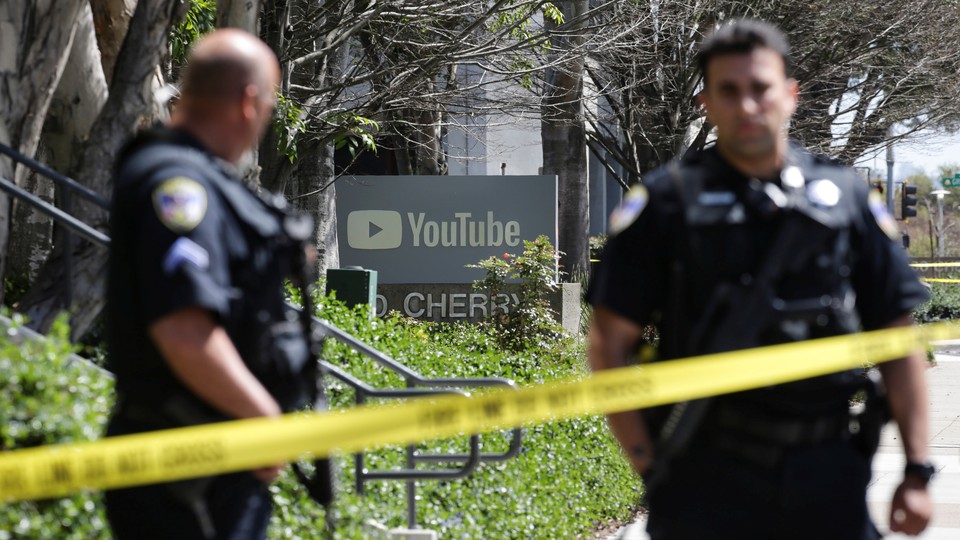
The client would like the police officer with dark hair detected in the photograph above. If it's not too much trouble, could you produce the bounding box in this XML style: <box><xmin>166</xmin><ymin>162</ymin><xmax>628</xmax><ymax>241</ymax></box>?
<box><xmin>104</xmin><ymin>29</ymin><xmax>313</xmax><ymax>540</ymax></box>
<box><xmin>588</xmin><ymin>19</ymin><xmax>933</xmax><ymax>539</ymax></box>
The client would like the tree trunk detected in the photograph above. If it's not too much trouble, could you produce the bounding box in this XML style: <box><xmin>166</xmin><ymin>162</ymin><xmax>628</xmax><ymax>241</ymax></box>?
<box><xmin>90</xmin><ymin>0</ymin><xmax>137</xmax><ymax>84</ymax></box>
<box><xmin>541</xmin><ymin>0</ymin><xmax>589</xmax><ymax>281</ymax></box>
<box><xmin>257</xmin><ymin>0</ymin><xmax>293</xmax><ymax>194</ymax></box>
<box><xmin>272</xmin><ymin>0</ymin><xmax>340</xmax><ymax>275</ymax></box>
<box><xmin>8</xmin><ymin>1</ymin><xmax>110</xmax><ymax>294</ymax></box>
<box><xmin>219</xmin><ymin>0</ymin><xmax>263</xmax><ymax>187</ymax></box>
<box><xmin>18</xmin><ymin>0</ymin><xmax>187</xmax><ymax>338</ymax></box>
<box><xmin>0</xmin><ymin>0</ymin><xmax>86</xmax><ymax>306</ymax></box>
<box><xmin>218</xmin><ymin>0</ymin><xmax>261</xmax><ymax>31</ymax></box>
<box><xmin>43</xmin><ymin>1</ymin><xmax>110</xmax><ymax>174</ymax></box>
<box><xmin>391</xmin><ymin>115</ymin><xmax>414</xmax><ymax>176</ymax></box>
<box><xmin>6</xmin><ymin>164</ymin><xmax>54</xmax><ymax>289</ymax></box>
<box><xmin>292</xmin><ymin>139</ymin><xmax>339</xmax><ymax>277</ymax></box>
<box><xmin>414</xmin><ymin>106</ymin><xmax>442</xmax><ymax>176</ymax></box>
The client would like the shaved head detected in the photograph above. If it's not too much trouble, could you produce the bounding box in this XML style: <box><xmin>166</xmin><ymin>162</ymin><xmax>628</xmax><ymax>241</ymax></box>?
<box><xmin>180</xmin><ymin>28</ymin><xmax>280</xmax><ymax>102</ymax></box>
<box><xmin>172</xmin><ymin>29</ymin><xmax>281</xmax><ymax>163</ymax></box>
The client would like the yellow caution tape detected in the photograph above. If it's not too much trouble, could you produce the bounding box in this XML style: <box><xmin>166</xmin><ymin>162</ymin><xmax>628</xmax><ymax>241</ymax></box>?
<box><xmin>922</xmin><ymin>278</ymin><xmax>960</xmax><ymax>283</ymax></box>
<box><xmin>1</xmin><ymin>322</ymin><xmax>958</xmax><ymax>502</ymax></box>
<box><xmin>911</xmin><ymin>262</ymin><xmax>960</xmax><ymax>268</ymax></box>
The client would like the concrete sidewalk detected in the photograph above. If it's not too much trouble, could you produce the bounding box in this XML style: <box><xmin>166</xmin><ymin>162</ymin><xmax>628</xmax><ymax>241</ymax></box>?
<box><xmin>606</xmin><ymin>353</ymin><xmax>960</xmax><ymax>540</ymax></box>
<box><xmin>868</xmin><ymin>354</ymin><xmax>960</xmax><ymax>539</ymax></box>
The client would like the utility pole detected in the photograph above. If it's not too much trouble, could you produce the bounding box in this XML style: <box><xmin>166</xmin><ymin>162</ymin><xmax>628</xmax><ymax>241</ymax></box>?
<box><xmin>886</xmin><ymin>140</ymin><xmax>895</xmax><ymax>214</ymax></box>
<box><xmin>932</xmin><ymin>189</ymin><xmax>951</xmax><ymax>259</ymax></box>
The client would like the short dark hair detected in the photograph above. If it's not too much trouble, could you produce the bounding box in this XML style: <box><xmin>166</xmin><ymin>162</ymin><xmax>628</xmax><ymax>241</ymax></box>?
<box><xmin>697</xmin><ymin>19</ymin><xmax>792</xmax><ymax>84</ymax></box>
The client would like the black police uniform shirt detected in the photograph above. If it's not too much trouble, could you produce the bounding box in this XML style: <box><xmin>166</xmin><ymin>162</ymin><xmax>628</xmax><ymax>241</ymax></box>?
<box><xmin>587</xmin><ymin>143</ymin><xmax>928</xmax><ymax>418</ymax></box>
<box><xmin>107</xmin><ymin>127</ymin><xmax>308</xmax><ymax>420</ymax></box>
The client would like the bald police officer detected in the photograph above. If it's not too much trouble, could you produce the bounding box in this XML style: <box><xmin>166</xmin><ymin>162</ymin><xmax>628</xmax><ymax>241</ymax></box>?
<box><xmin>105</xmin><ymin>29</ymin><xmax>313</xmax><ymax>539</ymax></box>
<box><xmin>588</xmin><ymin>20</ymin><xmax>933</xmax><ymax>539</ymax></box>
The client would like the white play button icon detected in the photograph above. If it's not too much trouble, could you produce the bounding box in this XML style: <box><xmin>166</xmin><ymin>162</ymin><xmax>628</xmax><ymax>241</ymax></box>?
<box><xmin>347</xmin><ymin>210</ymin><xmax>403</xmax><ymax>249</ymax></box>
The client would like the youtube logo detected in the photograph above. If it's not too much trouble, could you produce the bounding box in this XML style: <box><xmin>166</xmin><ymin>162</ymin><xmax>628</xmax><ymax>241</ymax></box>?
<box><xmin>347</xmin><ymin>210</ymin><xmax>403</xmax><ymax>249</ymax></box>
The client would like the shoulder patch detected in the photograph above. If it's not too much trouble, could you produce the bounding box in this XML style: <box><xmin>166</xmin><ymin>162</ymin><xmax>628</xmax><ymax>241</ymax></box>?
<box><xmin>867</xmin><ymin>189</ymin><xmax>899</xmax><ymax>240</ymax></box>
<box><xmin>609</xmin><ymin>184</ymin><xmax>649</xmax><ymax>235</ymax></box>
<box><xmin>152</xmin><ymin>177</ymin><xmax>208</xmax><ymax>233</ymax></box>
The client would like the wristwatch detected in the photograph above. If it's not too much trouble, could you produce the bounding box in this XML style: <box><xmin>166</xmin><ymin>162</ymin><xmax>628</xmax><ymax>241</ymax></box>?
<box><xmin>904</xmin><ymin>461</ymin><xmax>937</xmax><ymax>485</ymax></box>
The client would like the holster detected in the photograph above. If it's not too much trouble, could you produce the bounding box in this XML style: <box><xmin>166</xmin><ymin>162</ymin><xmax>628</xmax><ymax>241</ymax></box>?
<box><xmin>850</xmin><ymin>370</ymin><xmax>890</xmax><ymax>458</ymax></box>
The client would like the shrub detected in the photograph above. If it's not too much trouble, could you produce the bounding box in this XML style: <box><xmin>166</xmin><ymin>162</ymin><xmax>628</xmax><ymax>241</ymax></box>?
<box><xmin>588</xmin><ymin>234</ymin><xmax>607</xmax><ymax>262</ymax></box>
<box><xmin>0</xmin><ymin>312</ymin><xmax>114</xmax><ymax>539</ymax></box>
<box><xmin>469</xmin><ymin>235</ymin><xmax>565</xmax><ymax>352</ymax></box>
<box><xmin>913</xmin><ymin>282</ymin><xmax>960</xmax><ymax>323</ymax></box>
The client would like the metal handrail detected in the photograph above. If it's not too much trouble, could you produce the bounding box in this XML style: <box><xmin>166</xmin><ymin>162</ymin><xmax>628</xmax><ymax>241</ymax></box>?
<box><xmin>315</xmin><ymin>316</ymin><xmax>522</xmax><ymax>459</ymax></box>
<box><xmin>321</xmin><ymin>362</ymin><xmax>483</xmax><ymax>483</ymax></box>
<box><xmin>0</xmin><ymin>143</ymin><xmax>110</xmax><ymax>209</ymax></box>
<box><xmin>313</xmin><ymin>315</ymin><xmax>523</xmax><ymax>529</ymax></box>
<box><xmin>0</xmin><ymin>142</ymin><xmax>111</xmax><ymax>309</ymax></box>
<box><xmin>0</xmin><ymin>177</ymin><xmax>110</xmax><ymax>246</ymax></box>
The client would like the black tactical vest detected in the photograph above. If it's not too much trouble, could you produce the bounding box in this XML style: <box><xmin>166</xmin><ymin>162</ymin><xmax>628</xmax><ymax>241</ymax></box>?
<box><xmin>656</xmin><ymin>147</ymin><xmax>864</xmax><ymax>417</ymax></box>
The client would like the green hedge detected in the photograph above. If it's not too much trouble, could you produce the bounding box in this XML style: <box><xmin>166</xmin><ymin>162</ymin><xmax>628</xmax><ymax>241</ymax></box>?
<box><xmin>0</xmin><ymin>297</ymin><xmax>640</xmax><ymax>539</ymax></box>
<box><xmin>0</xmin><ymin>313</ymin><xmax>113</xmax><ymax>539</ymax></box>
<box><xmin>914</xmin><ymin>282</ymin><xmax>960</xmax><ymax>323</ymax></box>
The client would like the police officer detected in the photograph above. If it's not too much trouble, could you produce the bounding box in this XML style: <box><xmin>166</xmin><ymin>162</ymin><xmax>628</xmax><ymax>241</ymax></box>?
<box><xmin>587</xmin><ymin>20</ymin><xmax>934</xmax><ymax>539</ymax></box>
<box><xmin>104</xmin><ymin>29</ymin><xmax>313</xmax><ymax>539</ymax></box>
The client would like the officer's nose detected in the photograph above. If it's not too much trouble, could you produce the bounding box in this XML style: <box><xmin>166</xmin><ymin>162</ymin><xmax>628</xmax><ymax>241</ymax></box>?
<box><xmin>738</xmin><ymin>93</ymin><xmax>762</xmax><ymax>116</ymax></box>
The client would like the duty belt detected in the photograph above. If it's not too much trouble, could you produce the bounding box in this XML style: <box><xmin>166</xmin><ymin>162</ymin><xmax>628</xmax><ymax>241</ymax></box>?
<box><xmin>713</xmin><ymin>406</ymin><xmax>852</xmax><ymax>446</ymax></box>
<box><xmin>702</xmin><ymin>406</ymin><xmax>852</xmax><ymax>469</ymax></box>
<box><xmin>114</xmin><ymin>394</ymin><xmax>225</xmax><ymax>429</ymax></box>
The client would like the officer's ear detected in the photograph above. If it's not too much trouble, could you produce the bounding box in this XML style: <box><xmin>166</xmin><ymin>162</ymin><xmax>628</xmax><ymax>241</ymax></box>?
<box><xmin>785</xmin><ymin>77</ymin><xmax>799</xmax><ymax>115</ymax></box>
<box><xmin>239</xmin><ymin>83</ymin><xmax>261</xmax><ymax>122</ymax></box>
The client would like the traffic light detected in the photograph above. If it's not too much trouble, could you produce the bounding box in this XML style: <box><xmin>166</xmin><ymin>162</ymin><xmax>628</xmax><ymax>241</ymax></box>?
<box><xmin>901</xmin><ymin>181</ymin><xmax>917</xmax><ymax>220</ymax></box>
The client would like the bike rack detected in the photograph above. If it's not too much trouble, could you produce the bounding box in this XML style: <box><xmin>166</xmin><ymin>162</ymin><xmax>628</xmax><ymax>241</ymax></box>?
<box><xmin>0</xmin><ymin>142</ymin><xmax>524</xmax><ymax>530</ymax></box>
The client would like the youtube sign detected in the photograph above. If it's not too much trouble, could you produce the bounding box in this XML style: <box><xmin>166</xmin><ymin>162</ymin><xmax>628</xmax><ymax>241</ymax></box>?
<box><xmin>337</xmin><ymin>175</ymin><xmax>557</xmax><ymax>283</ymax></box>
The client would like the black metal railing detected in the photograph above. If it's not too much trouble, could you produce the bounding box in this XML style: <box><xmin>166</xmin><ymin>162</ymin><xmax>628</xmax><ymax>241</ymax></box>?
<box><xmin>0</xmin><ymin>142</ymin><xmax>523</xmax><ymax>530</ymax></box>
<box><xmin>314</xmin><ymin>321</ymin><xmax>522</xmax><ymax>529</ymax></box>
<box><xmin>0</xmin><ymin>143</ymin><xmax>111</xmax><ymax>309</ymax></box>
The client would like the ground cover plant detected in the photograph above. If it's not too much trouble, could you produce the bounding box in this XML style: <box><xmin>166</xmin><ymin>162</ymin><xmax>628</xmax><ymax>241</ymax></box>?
<box><xmin>275</xmin><ymin>267</ymin><xmax>641</xmax><ymax>538</ymax></box>
<box><xmin>9</xmin><ymin>269</ymin><xmax>958</xmax><ymax>537</ymax></box>
<box><xmin>0</xmin><ymin>295</ymin><xmax>640</xmax><ymax>539</ymax></box>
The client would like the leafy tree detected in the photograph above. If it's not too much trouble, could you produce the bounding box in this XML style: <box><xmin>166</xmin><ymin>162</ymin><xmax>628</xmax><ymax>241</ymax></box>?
<box><xmin>7</xmin><ymin>0</ymin><xmax>960</xmax><ymax>338</ymax></box>
<box><xmin>4</xmin><ymin>0</ymin><xmax>568</xmax><ymax>337</ymax></box>
<box><xmin>585</xmin><ymin>0</ymin><xmax>960</xmax><ymax>184</ymax></box>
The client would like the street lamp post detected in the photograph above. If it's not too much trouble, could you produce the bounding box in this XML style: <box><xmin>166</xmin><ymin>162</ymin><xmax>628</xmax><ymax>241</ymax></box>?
<box><xmin>932</xmin><ymin>189</ymin><xmax>951</xmax><ymax>259</ymax></box>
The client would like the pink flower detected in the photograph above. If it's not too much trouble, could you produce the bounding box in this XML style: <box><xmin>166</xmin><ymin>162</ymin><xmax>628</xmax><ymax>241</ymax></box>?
<box><xmin>503</xmin><ymin>253</ymin><xmax>511</xmax><ymax>259</ymax></box>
